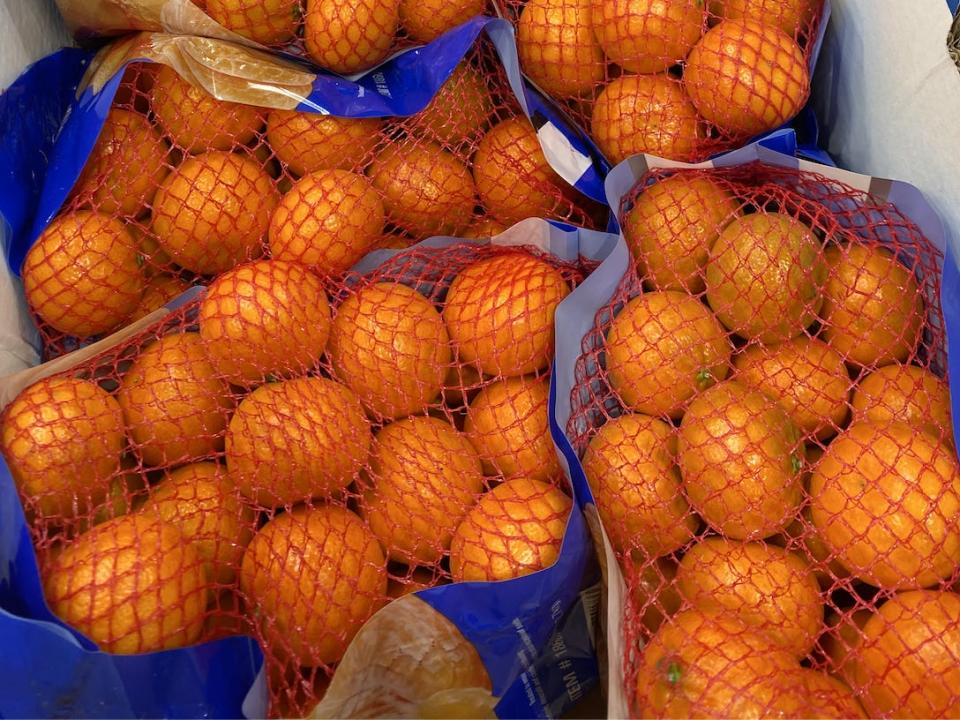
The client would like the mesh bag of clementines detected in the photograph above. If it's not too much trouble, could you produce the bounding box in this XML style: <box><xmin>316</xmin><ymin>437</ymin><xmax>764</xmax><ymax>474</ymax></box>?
<box><xmin>24</xmin><ymin>45</ymin><xmax>600</xmax><ymax>359</ymax></box>
<box><xmin>1</xmin><ymin>238</ymin><xmax>583</xmax><ymax>717</ymax></box>
<box><xmin>564</xmin><ymin>161</ymin><xmax>960</xmax><ymax>718</ymax></box>
<box><xmin>495</xmin><ymin>0</ymin><xmax>823</xmax><ymax>165</ymax></box>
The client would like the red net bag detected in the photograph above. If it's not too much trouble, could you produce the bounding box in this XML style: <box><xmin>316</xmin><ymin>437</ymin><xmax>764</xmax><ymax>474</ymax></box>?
<box><xmin>496</xmin><ymin>0</ymin><xmax>824</xmax><ymax>165</ymax></box>
<box><xmin>23</xmin><ymin>36</ymin><xmax>601</xmax><ymax>362</ymax></box>
<box><xmin>1</xmin><ymin>239</ymin><xmax>584</xmax><ymax>717</ymax></box>
<box><xmin>563</xmin><ymin>161</ymin><xmax>960</xmax><ymax>717</ymax></box>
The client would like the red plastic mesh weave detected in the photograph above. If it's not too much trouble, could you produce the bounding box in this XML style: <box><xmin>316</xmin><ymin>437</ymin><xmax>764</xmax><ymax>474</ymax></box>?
<box><xmin>27</xmin><ymin>48</ymin><xmax>601</xmax><ymax>360</ymax></box>
<box><xmin>496</xmin><ymin>0</ymin><xmax>823</xmax><ymax>166</ymax></box>
<box><xmin>2</xmin><ymin>242</ymin><xmax>582</xmax><ymax>717</ymax></box>
<box><xmin>565</xmin><ymin>162</ymin><xmax>960</xmax><ymax>718</ymax></box>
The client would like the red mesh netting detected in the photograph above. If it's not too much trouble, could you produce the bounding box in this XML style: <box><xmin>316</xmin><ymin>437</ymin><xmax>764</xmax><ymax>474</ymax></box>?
<box><xmin>496</xmin><ymin>0</ymin><xmax>822</xmax><ymax>166</ymax></box>
<box><xmin>2</xmin><ymin>242</ymin><xmax>583</xmax><ymax>717</ymax></box>
<box><xmin>564</xmin><ymin>162</ymin><xmax>960</xmax><ymax>718</ymax></box>
<box><xmin>26</xmin><ymin>51</ymin><xmax>602</xmax><ymax>360</ymax></box>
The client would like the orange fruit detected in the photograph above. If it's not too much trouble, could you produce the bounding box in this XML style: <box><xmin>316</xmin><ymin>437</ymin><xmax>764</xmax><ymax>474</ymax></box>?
<box><xmin>778</xmin><ymin>507</ymin><xmax>849</xmax><ymax>586</ymax></box>
<box><xmin>592</xmin><ymin>0</ymin><xmax>705</xmax><ymax>74</ymax></box>
<box><xmin>605</xmin><ymin>291</ymin><xmax>732</xmax><ymax>418</ymax></box>
<box><xmin>1</xmin><ymin>377</ymin><xmax>124</xmax><ymax>519</ymax></box>
<box><xmin>44</xmin><ymin>515</ymin><xmax>206</xmax><ymax>653</ymax></box>
<box><xmin>127</xmin><ymin>274</ymin><xmax>194</xmax><ymax>322</ymax></box>
<box><xmin>127</xmin><ymin>222</ymin><xmax>175</xmax><ymax>275</ymax></box>
<box><xmin>819</xmin><ymin>607</ymin><xmax>872</xmax><ymax>681</ymax></box>
<box><xmin>473</xmin><ymin>117</ymin><xmax>568</xmax><ymax>225</ymax></box>
<box><xmin>118</xmin><ymin>333</ymin><xmax>233</xmax><ymax>467</ymax></box>
<box><xmin>240</xmin><ymin>505</ymin><xmax>387</xmax><ymax>665</ymax></box>
<box><xmin>821</xmin><ymin>244</ymin><xmax>924</xmax><ymax>367</ymax></box>
<box><xmin>852</xmin><ymin>590</ymin><xmax>960</xmax><ymax>718</ymax></box>
<box><xmin>198</xmin><ymin>260</ymin><xmax>331</xmax><ymax>384</ymax></box>
<box><xmin>269</xmin><ymin>169</ymin><xmax>384</xmax><ymax>274</ymax></box>
<box><xmin>370</xmin><ymin>139</ymin><xmax>476</xmax><ymax>237</ymax></box>
<box><xmin>206</xmin><ymin>0</ymin><xmax>300</xmax><ymax>44</ymax></box>
<box><xmin>676</xmin><ymin>537</ymin><xmax>822</xmax><ymax>658</ymax></box>
<box><xmin>591</xmin><ymin>74</ymin><xmax>702</xmax><ymax>165</ymax></box>
<box><xmin>266</xmin><ymin>110</ymin><xmax>381</xmax><ymax>177</ymax></box>
<box><xmin>409</xmin><ymin>62</ymin><xmax>495</xmax><ymax>146</ymax></box>
<box><xmin>708</xmin><ymin>0</ymin><xmax>820</xmax><ymax>36</ymax></box>
<box><xmin>23</xmin><ymin>211</ymin><xmax>143</xmax><ymax>337</ymax></box>
<box><xmin>450</xmin><ymin>477</ymin><xmax>570</xmax><ymax>582</ymax></box>
<box><xmin>852</xmin><ymin>364</ymin><xmax>952</xmax><ymax>442</ymax></box>
<box><xmin>684</xmin><ymin>20</ymin><xmax>809</xmax><ymax>136</ymax></box>
<box><xmin>443</xmin><ymin>253</ymin><xmax>570</xmax><ymax>376</ymax></box>
<box><xmin>328</xmin><ymin>282</ymin><xmax>451</xmax><ymax>420</ymax></box>
<box><xmin>801</xmin><ymin>669</ymin><xmax>867</xmax><ymax>719</ymax></box>
<box><xmin>733</xmin><ymin>337</ymin><xmax>850</xmax><ymax>440</ymax></box>
<box><xmin>705</xmin><ymin>213</ymin><xmax>826</xmax><ymax>343</ymax></box>
<box><xmin>72</xmin><ymin>108</ymin><xmax>169</xmax><ymax>217</ymax></box>
<box><xmin>461</xmin><ymin>215</ymin><xmax>510</xmax><ymax>239</ymax></box>
<box><xmin>387</xmin><ymin>566</ymin><xmax>445</xmax><ymax>599</ymax></box>
<box><xmin>151</xmin><ymin>66</ymin><xmax>264</xmax><ymax>153</ymax></box>
<box><xmin>635</xmin><ymin>608</ymin><xmax>804</xmax><ymax>718</ymax></box>
<box><xmin>581</xmin><ymin>413</ymin><xmax>696</xmax><ymax>556</ymax></box>
<box><xmin>226</xmin><ymin>377</ymin><xmax>372</xmax><ymax>506</ymax></box>
<box><xmin>362</xmin><ymin>415</ymin><xmax>483</xmax><ymax>564</ymax></box>
<box><xmin>516</xmin><ymin>0</ymin><xmax>605</xmax><ymax>98</ymax></box>
<box><xmin>141</xmin><ymin>462</ymin><xmax>255</xmax><ymax>584</ymax></box>
<box><xmin>679</xmin><ymin>381</ymin><xmax>804</xmax><ymax>540</ymax></box>
<box><xmin>464</xmin><ymin>376</ymin><xmax>562</xmax><ymax>481</ymax></box>
<box><xmin>151</xmin><ymin>151</ymin><xmax>278</xmax><ymax>275</ymax></box>
<box><xmin>303</xmin><ymin>0</ymin><xmax>400</xmax><ymax>75</ymax></box>
<box><xmin>628</xmin><ymin>557</ymin><xmax>683</xmax><ymax>637</ymax></box>
<box><xmin>622</xmin><ymin>173</ymin><xmax>740</xmax><ymax>293</ymax></box>
<box><xmin>75</xmin><ymin>457</ymin><xmax>149</xmax><ymax>534</ymax></box>
<box><xmin>400</xmin><ymin>0</ymin><xmax>485</xmax><ymax>42</ymax></box>
<box><xmin>809</xmin><ymin>421</ymin><xmax>960</xmax><ymax>589</ymax></box>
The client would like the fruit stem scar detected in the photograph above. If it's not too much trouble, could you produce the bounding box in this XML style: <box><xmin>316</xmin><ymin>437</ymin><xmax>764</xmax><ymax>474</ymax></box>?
<box><xmin>791</xmin><ymin>454</ymin><xmax>803</xmax><ymax>473</ymax></box>
<box><xmin>667</xmin><ymin>661</ymin><xmax>682</xmax><ymax>685</ymax></box>
<box><xmin>696</xmin><ymin>369</ymin><xmax>714</xmax><ymax>385</ymax></box>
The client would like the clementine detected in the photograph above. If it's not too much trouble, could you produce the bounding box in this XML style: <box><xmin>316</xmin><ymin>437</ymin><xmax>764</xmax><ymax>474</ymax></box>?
<box><xmin>266</xmin><ymin>109</ymin><xmax>381</xmax><ymax>177</ymax></box>
<box><xmin>591</xmin><ymin>0</ymin><xmax>705</xmax><ymax>74</ymax></box>
<box><xmin>304</xmin><ymin>0</ymin><xmax>400</xmax><ymax>75</ymax></box>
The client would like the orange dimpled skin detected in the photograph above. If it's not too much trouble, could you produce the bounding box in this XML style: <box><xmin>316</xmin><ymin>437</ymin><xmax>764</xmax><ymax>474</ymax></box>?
<box><xmin>801</xmin><ymin>670</ymin><xmax>866</xmax><ymax>719</ymax></box>
<box><xmin>628</xmin><ymin>557</ymin><xmax>683</xmax><ymax>637</ymax></box>
<box><xmin>464</xmin><ymin>376</ymin><xmax>562</xmax><ymax>482</ymax></box>
<box><xmin>362</xmin><ymin>416</ymin><xmax>483</xmax><ymax>564</ymax></box>
<box><xmin>517</xmin><ymin>0</ymin><xmax>605</xmax><ymax>98</ymax></box>
<box><xmin>127</xmin><ymin>274</ymin><xmax>194</xmax><ymax>322</ymax></box>
<box><xmin>462</xmin><ymin>215</ymin><xmax>510</xmax><ymax>239</ymax></box>
<box><xmin>581</xmin><ymin>413</ymin><xmax>695</xmax><ymax>557</ymax></box>
<box><xmin>622</xmin><ymin>174</ymin><xmax>740</xmax><ymax>293</ymax></box>
<box><xmin>72</xmin><ymin>108</ymin><xmax>169</xmax><ymax>217</ymax></box>
<box><xmin>473</xmin><ymin>117</ymin><xmax>567</xmax><ymax>225</ymax></box>
<box><xmin>1</xmin><ymin>377</ymin><xmax>124</xmax><ymax>520</ymax></box>
<box><xmin>709</xmin><ymin>0</ymin><xmax>820</xmax><ymax>36</ymax></box>
<box><xmin>304</xmin><ymin>0</ymin><xmax>400</xmax><ymax>75</ymax></box>
<box><xmin>591</xmin><ymin>74</ymin><xmax>702</xmax><ymax>165</ymax></box>
<box><xmin>240</xmin><ymin>505</ymin><xmax>387</xmax><ymax>666</ymax></box>
<box><xmin>679</xmin><ymin>381</ymin><xmax>803</xmax><ymax>540</ymax></box>
<box><xmin>151</xmin><ymin>151</ymin><xmax>278</xmax><ymax>275</ymax></box>
<box><xmin>450</xmin><ymin>478</ymin><xmax>570</xmax><ymax>582</ymax></box>
<box><xmin>705</xmin><ymin>213</ymin><xmax>826</xmax><ymax>343</ymax></box>
<box><xmin>206</xmin><ymin>0</ymin><xmax>300</xmax><ymax>45</ymax></box>
<box><xmin>151</xmin><ymin>66</ymin><xmax>264</xmax><ymax>153</ymax></box>
<box><xmin>852</xmin><ymin>364</ymin><xmax>952</xmax><ymax>441</ymax></box>
<box><xmin>266</xmin><ymin>110</ymin><xmax>381</xmax><ymax>177</ymax></box>
<box><xmin>733</xmin><ymin>337</ymin><xmax>850</xmax><ymax>440</ymax></box>
<box><xmin>809</xmin><ymin>421</ymin><xmax>960</xmax><ymax>589</ymax></box>
<box><xmin>821</xmin><ymin>244</ymin><xmax>924</xmax><ymax>367</ymax></box>
<box><xmin>592</xmin><ymin>0</ymin><xmax>705</xmax><ymax>74</ymax></box>
<box><xmin>118</xmin><ymin>333</ymin><xmax>233</xmax><ymax>467</ymax></box>
<box><xmin>684</xmin><ymin>20</ymin><xmax>809</xmax><ymax>137</ymax></box>
<box><xmin>676</xmin><ymin>538</ymin><xmax>822</xmax><ymax>658</ymax></box>
<box><xmin>328</xmin><ymin>282</ymin><xmax>451</xmax><ymax>420</ymax></box>
<box><xmin>401</xmin><ymin>0</ymin><xmax>486</xmax><ymax>42</ymax></box>
<box><xmin>853</xmin><ymin>590</ymin><xmax>960</xmax><ymax>718</ymax></box>
<box><xmin>605</xmin><ymin>291</ymin><xmax>731</xmax><ymax>418</ymax></box>
<box><xmin>23</xmin><ymin>211</ymin><xmax>143</xmax><ymax>337</ymax></box>
<box><xmin>44</xmin><ymin>515</ymin><xmax>206</xmax><ymax>654</ymax></box>
<box><xmin>141</xmin><ymin>462</ymin><xmax>255</xmax><ymax>584</ymax></box>
<box><xmin>198</xmin><ymin>260</ymin><xmax>331</xmax><ymax>385</ymax></box>
<box><xmin>269</xmin><ymin>169</ymin><xmax>384</xmax><ymax>275</ymax></box>
<box><xmin>443</xmin><ymin>253</ymin><xmax>570</xmax><ymax>377</ymax></box>
<box><xmin>370</xmin><ymin>139</ymin><xmax>476</xmax><ymax>238</ymax></box>
<box><xmin>226</xmin><ymin>377</ymin><xmax>372</xmax><ymax>507</ymax></box>
<box><xmin>409</xmin><ymin>62</ymin><xmax>495</xmax><ymax>146</ymax></box>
